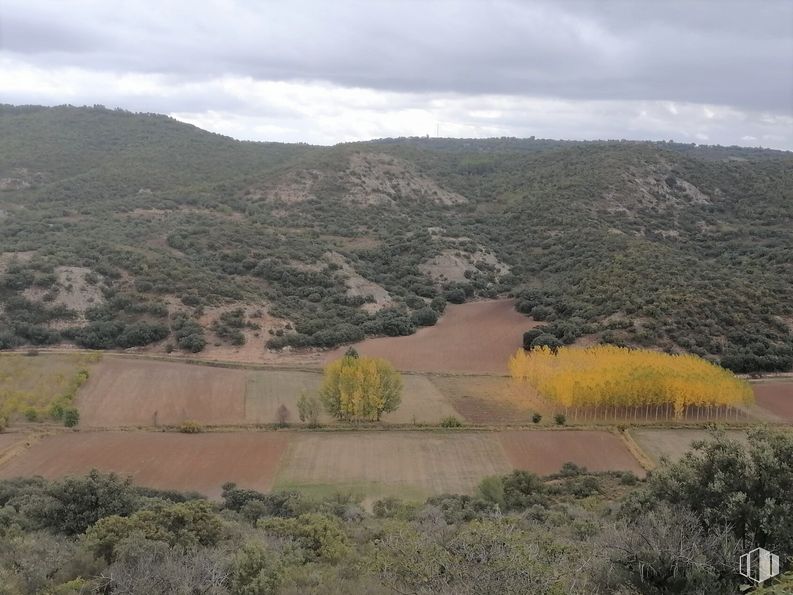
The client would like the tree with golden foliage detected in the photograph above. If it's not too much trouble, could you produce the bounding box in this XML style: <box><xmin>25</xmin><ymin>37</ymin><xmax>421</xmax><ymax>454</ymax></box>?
<box><xmin>509</xmin><ymin>345</ymin><xmax>753</xmax><ymax>420</ymax></box>
<box><xmin>320</xmin><ymin>353</ymin><xmax>402</xmax><ymax>421</ymax></box>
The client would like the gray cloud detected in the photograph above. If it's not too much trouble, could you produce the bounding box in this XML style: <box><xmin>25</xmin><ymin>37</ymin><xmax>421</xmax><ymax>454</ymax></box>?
<box><xmin>1</xmin><ymin>0</ymin><xmax>791</xmax><ymax>147</ymax></box>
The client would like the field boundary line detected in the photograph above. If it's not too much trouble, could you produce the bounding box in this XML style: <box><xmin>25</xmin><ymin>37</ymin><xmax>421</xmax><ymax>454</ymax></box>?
<box><xmin>618</xmin><ymin>429</ymin><xmax>656</xmax><ymax>472</ymax></box>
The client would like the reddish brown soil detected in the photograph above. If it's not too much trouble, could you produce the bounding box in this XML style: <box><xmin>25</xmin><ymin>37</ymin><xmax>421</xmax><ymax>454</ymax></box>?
<box><xmin>0</xmin><ymin>431</ymin><xmax>290</xmax><ymax>498</ymax></box>
<box><xmin>325</xmin><ymin>299</ymin><xmax>536</xmax><ymax>374</ymax></box>
<box><xmin>77</xmin><ymin>357</ymin><xmax>246</xmax><ymax>427</ymax></box>
<box><xmin>499</xmin><ymin>430</ymin><xmax>645</xmax><ymax>476</ymax></box>
<box><xmin>753</xmin><ymin>380</ymin><xmax>793</xmax><ymax>421</ymax></box>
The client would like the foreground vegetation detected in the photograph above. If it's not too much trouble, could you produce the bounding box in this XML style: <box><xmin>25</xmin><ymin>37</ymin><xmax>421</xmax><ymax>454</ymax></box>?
<box><xmin>1</xmin><ymin>106</ymin><xmax>792</xmax><ymax>372</ymax></box>
<box><xmin>1</xmin><ymin>428</ymin><xmax>792</xmax><ymax>593</ymax></box>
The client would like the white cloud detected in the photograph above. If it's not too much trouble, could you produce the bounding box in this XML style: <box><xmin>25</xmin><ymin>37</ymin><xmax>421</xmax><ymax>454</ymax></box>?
<box><xmin>1</xmin><ymin>0</ymin><xmax>791</xmax><ymax>149</ymax></box>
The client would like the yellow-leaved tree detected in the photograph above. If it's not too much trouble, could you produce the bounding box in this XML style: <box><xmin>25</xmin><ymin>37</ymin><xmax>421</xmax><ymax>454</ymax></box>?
<box><xmin>320</xmin><ymin>352</ymin><xmax>402</xmax><ymax>421</ymax></box>
<box><xmin>509</xmin><ymin>345</ymin><xmax>753</xmax><ymax>420</ymax></box>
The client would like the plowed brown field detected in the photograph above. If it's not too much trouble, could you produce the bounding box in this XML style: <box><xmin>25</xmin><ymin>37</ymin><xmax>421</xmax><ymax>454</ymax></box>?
<box><xmin>753</xmin><ymin>380</ymin><xmax>793</xmax><ymax>421</ymax></box>
<box><xmin>499</xmin><ymin>430</ymin><xmax>645</xmax><ymax>476</ymax></box>
<box><xmin>77</xmin><ymin>357</ymin><xmax>247</xmax><ymax>427</ymax></box>
<box><xmin>0</xmin><ymin>431</ymin><xmax>289</xmax><ymax>498</ymax></box>
<box><xmin>324</xmin><ymin>299</ymin><xmax>535</xmax><ymax>374</ymax></box>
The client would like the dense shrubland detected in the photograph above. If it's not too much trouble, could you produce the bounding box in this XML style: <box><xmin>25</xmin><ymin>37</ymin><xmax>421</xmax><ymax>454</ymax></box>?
<box><xmin>2</xmin><ymin>429</ymin><xmax>793</xmax><ymax>593</ymax></box>
<box><xmin>1</xmin><ymin>106</ymin><xmax>792</xmax><ymax>372</ymax></box>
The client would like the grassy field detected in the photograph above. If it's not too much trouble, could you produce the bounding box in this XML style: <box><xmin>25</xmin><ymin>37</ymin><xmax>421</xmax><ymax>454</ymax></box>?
<box><xmin>0</xmin><ymin>352</ymin><xmax>100</xmax><ymax>422</ymax></box>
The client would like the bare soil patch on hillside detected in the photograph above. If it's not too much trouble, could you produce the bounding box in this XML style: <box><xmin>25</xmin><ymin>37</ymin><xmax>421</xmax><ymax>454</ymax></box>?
<box><xmin>499</xmin><ymin>430</ymin><xmax>645</xmax><ymax>476</ymax></box>
<box><xmin>275</xmin><ymin>432</ymin><xmax>511</xmax><ymax>496</ymax></box>
<box><xmin>77</xmin><ymin>357</ymin><xmax>246</xmax><ymax>427</ymax></box>
<box><xmin>753</xmin><ymin>379</ymin><xmax>793</xmax><ymax>421</ymax></box>
<box><xmin>0</xmin><ymin>431</ymin><xmax>290</xmax><ymax>499</ymax></box>
<box><xmin>325</xmin><ymin>300</ymin><xmax>535</xmax><ymax>374</ymax></box>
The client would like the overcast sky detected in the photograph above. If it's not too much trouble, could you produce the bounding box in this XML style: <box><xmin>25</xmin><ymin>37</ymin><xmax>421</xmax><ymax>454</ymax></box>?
<box><xmin>1</xmin><ymin>0</ymin><xmax>791</xmax><ymax>148</ymax></box>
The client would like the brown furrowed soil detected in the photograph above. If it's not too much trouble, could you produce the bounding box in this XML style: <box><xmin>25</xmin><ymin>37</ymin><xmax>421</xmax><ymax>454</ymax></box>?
<box><xmin>324</xmin><ymin>299</ymin><xmax>536</xmax><ymax>374</ymax></box>
<box><xmin>753</xmin><ymin>379</ymin><xmax>793</xmax><ymax>421</ymax></box>
<box><xmin>430</xmin><ymin>375</ymin><xmax>551</xmax><ymax>423</ymax></box>
<box><xmin>630</xmin><ymin>429</ymin><xmax>747</xmax><ymax>464</ymax></box>
<box><xmin>77</xmin><ymin>357</ymin><xmax>247</xmax><ymax>427</ymax></box>
<box><xmin>499</xmin><ymin>430</ymin><xmax>645</xmax><ymax>476</ymax></box>
<box><xmin>274</xmin><ymin>432</ymin><xmax>512</xmax><ymax>496</ymax></box>
<box><xmin>0</xmin><ymin>431</ymin><xmax>290</xmax><ymax>498</ymax></box>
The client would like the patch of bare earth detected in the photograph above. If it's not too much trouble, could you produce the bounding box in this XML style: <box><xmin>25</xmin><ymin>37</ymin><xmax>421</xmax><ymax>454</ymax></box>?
<box><xmin>77</xmin><ymin>357</ymin><xmax>247</xmax><ymax>427</ymax></box>
<box><xmin>345</xmin><ymin>153</ymin><xmax>467</xmax><ymax>206</ymax></box>
<box><xmin>419</xmin><ymin>249</ymin><xmax>509</xmax><ymax>284</ymax></box>
<box><xmin>324</xmin><ymin>299</ymin><xmax>537</xmax><ymax>374</ymax></box>
<box><xmin>23</xmin><ymin>266</ymin><xmax>104</xmax><ymax>315</ymax></box>
<box><xmin>0</xmin><ymin>432</ymin><xmax>290</xmax><ymax>499</ymax></box>
<box><xmin>324</xmin><ymin>251</ymin><xmax>392</xmax><ymax>313</ymax></box>
<box><xmin>752</xmin><ymin>379</ymin><xmax>793</xmax><ymax>421</ymax></box>
<box><xmin>500</xmin><ymin>430</ymin><xmax>645</xmax><ymax>476</ymax></box>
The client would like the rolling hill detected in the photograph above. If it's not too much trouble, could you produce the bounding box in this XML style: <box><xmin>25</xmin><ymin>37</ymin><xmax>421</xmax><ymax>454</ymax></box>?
<box><xmin>1</xmin><ymin>104</ymin><xmax>792</xmax><ymax>372</ymax></box>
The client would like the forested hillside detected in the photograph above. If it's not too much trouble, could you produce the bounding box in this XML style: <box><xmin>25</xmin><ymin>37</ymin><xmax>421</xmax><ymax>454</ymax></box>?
<box><xmin>1</xmin><ymin>105</ymin><xmax>792</xmax><ymax>372</ymax></box>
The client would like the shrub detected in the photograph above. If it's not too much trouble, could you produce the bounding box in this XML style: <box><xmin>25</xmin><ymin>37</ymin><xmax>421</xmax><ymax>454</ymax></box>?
<box><xmin>445</xmin><ymin>288</ymin><xmax>466</xmax><ymax>304</ymax></box>
<box><xmin>24</xmin><ymin>408</ymin><xmax>39</xmax><ymax>422</ymax></box>
<box><xmin>411</xmin><ymin>307</ymin><xmax>438</xmax><ymax>327</ymax></box>
<box><xmin>297</xmin><ymin>392</ymin><xmax>322</xmax><ymax>427</ymax></box>
<box><xmin>62</xmin><ymin>406</ymin><xmax>80</xmax><ymax>427</ymax></box>
<box><xmin>477</xmin><ymin>476</ymin><xmax>505</xmax><ymax>509</ymax></box>
<box><xmin>440</xmin><ymin>416</ymin><xmax>463</xmax><ymax>428</ymax></box>
<box><xmin>532</xmin><ymin>412</ymin><xmax>542</xmax><ymax>424</ymax></box>
<box><xmin>554</xmin><ymin>413</ymin><xmax>566</xmax><ymax>426</ymax></box>
<box><xmin>179</xmin><ymin>420</ymin><xmax>203</xmax><ymax>433</ymax></box>
<box><xmin>276</xmin><ymin>404</ymin><xmax>290</xmax><ymax>427</ymax></box>
<box><xmin>530</xmin><ymin>333</ymin><xmax>563</xmax><ymax>353</ymax></box>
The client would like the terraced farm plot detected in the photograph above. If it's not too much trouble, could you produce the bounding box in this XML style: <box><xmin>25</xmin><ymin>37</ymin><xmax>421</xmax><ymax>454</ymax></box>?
<box><xmin>324</xmin><ymin>299</ymin><xmax>536</xmax><ymax>374</ymax></box>
<box><xmin>499</xmin><ymin>430</ymin><xmax>645</xmax><ymax>476</ymax></box>
<box><xmin>245</xmin><ymin>370</ymin><xmax>457</xmax><ymax>425</ymax></box>
<box><xmin>0</xmin><ymin>352</ymin><xmax>100</xmax><ymax>421</ymax></box>
<box><xmin>274</xmin><ymin>432</ymin><xmax>512</xmax><ymax>498</ymax></box>
<box><xmin>753</xmin><ymin>379</ymin><xmax>793</xmax><ymax>421</ymax></box>
<box><xmin>77</xmin><ymin>357</ymin><xmax>246</xmax><ymax>427</ymax></box>
<box><xmin>631</xmin><ymin>429</ymin><xmax>748</xmax><ymax>464</ymax></box>
<box><xmin>0</xmin><ymin>431</ymin><xmax>290</xmax><ymax>499</ymax></box>
<box><xmin>430</xmin><ymin>375</ymin><xmax>550</xmax><ymax>423</ymax></box>
<box><xmin>245</xmin><ymin>369</ymin><xmax>328</xmax><ymax>424</ymax></box>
